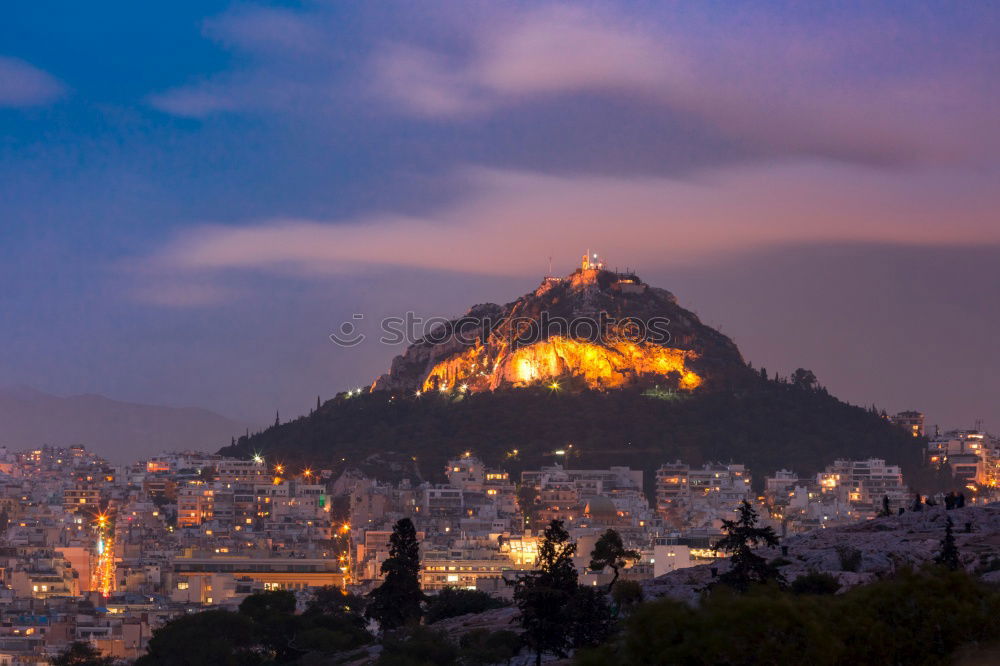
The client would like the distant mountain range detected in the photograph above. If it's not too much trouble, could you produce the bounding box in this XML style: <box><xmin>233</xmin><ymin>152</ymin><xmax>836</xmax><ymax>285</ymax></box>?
<box><xmin>0</xmin><ymin>386</ymin><xmax>250</xmax><ymax>463</ymax></box>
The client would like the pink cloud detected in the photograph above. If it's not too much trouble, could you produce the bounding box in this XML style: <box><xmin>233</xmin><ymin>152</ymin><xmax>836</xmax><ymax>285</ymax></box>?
<box><xmin>202</xmin><ymin>7</ymin><xmax>328</xmax><ymax>57</ymax></box>
<box><xmin>148</xmin><ymin>83</ymin><xmax>242</xmax><ymax>118</ymax></box>
<box><xmin>0</xmin><ymin>56</ymin><xmax>66</xmax><ymax>107</ymax></box>
<box><xmin>146</xmin><ymin>3</ymin><xmax>998</xmax><ymax>165</ymax></box>
<box><xmin>373</xmin><ymin>5</ymin><xmax>686</xmax><ymax>116</ymax></box>
<box><xmin>128</xmin><ymin>280</ymin><xmax>238</xmax><ymax>308</ymax></box>
<box><xmin>372</xmin><ymin>5</ymin><xmax>998</xmax><ymax>165</ymax></box>
<box><xmin>146</xmin><ymin>161</ymin><xmax>1000</xmax><ymax>286</ymax></box>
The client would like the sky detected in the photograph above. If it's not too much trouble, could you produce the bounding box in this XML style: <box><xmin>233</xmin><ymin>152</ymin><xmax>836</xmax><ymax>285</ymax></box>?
<box><xmin>1</xmin><ymin>1</ymin><xmax>998</xmax><ymax>436</ymax></box>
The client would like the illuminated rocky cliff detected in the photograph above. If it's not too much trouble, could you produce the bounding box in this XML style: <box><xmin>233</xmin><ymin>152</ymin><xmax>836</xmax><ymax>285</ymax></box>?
<box><xmin>371</xmin><ymin>263</ymin><xmax>746</xmax><ymax>394</ymax></box>
<box><xmin>226</xmin><ymin>261</ymin><xmax>918</xmax><ymax>484</ymax></box>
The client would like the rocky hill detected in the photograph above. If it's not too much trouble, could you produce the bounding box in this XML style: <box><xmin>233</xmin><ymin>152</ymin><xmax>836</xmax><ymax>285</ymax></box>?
<box><xmin>221</xmin><ymin>265</ymin><xmax>923</xmax><ymax>485</ymax></box>
<box><xmin>372</xmin><ymin>264</ymin><xmax>748</xmax><ymax>394</ymax></box>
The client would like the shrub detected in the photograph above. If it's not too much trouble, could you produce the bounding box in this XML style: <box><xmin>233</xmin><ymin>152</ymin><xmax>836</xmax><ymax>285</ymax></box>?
<box><xmin>424</xmin><ymin>587</ymin><xmax>507</xmax><ymax>624</ymax></box>
<box><xmin>791</xmin><ymin>572</ymin><xmax>841</xmax><ymax>595</ymax></box>
<box><xmin>586</xmin><ymin>589</ymin><xmax>839</xmax><ymax>666</ymax></box>
<box><xmin>577</xmin><ymin>569</ymin><xmax>1000</xmax><ymax>666</ymax></box>
<box><xmin>458</xmin><ymin>629</ymin><xmax>522</xmax><ymax>665</ymax></box>
<box><xmin>377</xmin><ymin>626</ymin><xmax>459</xmax><ymax>666</ymax></box>
<box><xmin>611</xmin><ymin>579</ymin><xmax>644</xmax><ymax>610</ymax></box>
<box><xmin>835</xmin><ymin>545</ymin><xmax>862</xmax><ymax>572</ymax></box>
<box><xmin>836</xmin><ymin>568</ymin><xmax>1000</xmax><ymax>665</ymax></box>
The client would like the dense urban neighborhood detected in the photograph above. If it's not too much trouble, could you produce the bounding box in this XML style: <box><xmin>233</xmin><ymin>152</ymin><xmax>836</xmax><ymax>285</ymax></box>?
<box><xmin>0</xmin><ymin>410</ymin><xmax>997</xmax><ymax>663</ymax></box>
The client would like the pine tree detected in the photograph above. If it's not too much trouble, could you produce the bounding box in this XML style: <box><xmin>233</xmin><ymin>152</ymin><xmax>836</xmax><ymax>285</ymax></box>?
<box><xmin>316</xmin><ymin>395</ymin><xmax>321</xmax><ymax>412</ymax></box>
<box><xmin>714</xmin><ymin>500</ymin><xmax>783</xmax><ymax>592</ymax></box>
<box><xmin>935</xmin><ymin>517</ymin><xmax>960</xmax><ymax>571</ymax></box>
<box><xmin>514</xmin><ymin>519</ymin><xmax>579</xmax><ymax>665</ymax></box>
<box><xmin>589</xmin><ymin>528</ymin><xmax>640</xmax><ymax>593</ymax></box>
<box><xmin>366</xmin><ymin>518</ymin><xmax>425</xmax><ymax>631</ymax></box>
<box><xmin>274</xmin><ymin>410</ymin><xmax>280</xmax><ymax>427</ymax></box>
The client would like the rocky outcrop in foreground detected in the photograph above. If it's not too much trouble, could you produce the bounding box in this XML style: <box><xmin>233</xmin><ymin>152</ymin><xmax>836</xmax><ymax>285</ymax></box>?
<box><xmin>645</xmin><ymin>503</ymin><xmax>1000</xmax><ymax>604</ymax></box>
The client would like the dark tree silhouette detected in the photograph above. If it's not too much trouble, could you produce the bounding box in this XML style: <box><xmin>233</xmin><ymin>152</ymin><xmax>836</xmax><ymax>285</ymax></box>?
<box><xmin>367</xmin><ymin>518</ymin><xmax>425</xmax><ymax>631</ymax></box>
<box><xmin>134</xmin><ymin>610</ymin><xmax>261</xmax><ymax>666</ymax></box>
<box><xmin>52</xmin><ymin>642</ymin><xmax>115</xmax><ymax>666</ymax></box>
<box><xmin>589</xmin><ymin>529</ymin><xmax>640</xmax><ymax>593</ymax></box>
<box><xmin>565</xmin><ymin>585</ymin><xmax>613</xmax><ymax>650</ymax></box>
<box><xmin>306</xmin><ymin>585</ymin><xmax>367</xmax><ymax>619</ymax></box>
<box><xmin>238</xmin><ymin>590</ymin><xmax>301</xmax><ymax>662</ymax></box>
<box><xmin>459</xmin><ymin>629</ymin><xmax>522</xmax><ymax>666</ymax></box>
<box><xmin>791</xmin><ymin>368</ymin><xmax>818</xmax><ymax>390</ymax></box>
<box><xmin>935</xmin><ymin>517</ymin><xmax>960</xmax><ymax>571</ymax></box>
<box><xmin>714</xmin><ymin>500</ymin><xmax>783</xmax><ymax>591</ymax></box>
<box><xmin>516</xmin><ymin>483</ymin><xmax>538</xmax><ymax>529</ymax></box>
<box><xmin>514</xmin><ymin>519</ymin><xmax>579</xmax><ymax>666</ymax></box>
<box><xmin>424</xmin><ymin>587</ymin><xmax>506</xmax><ymax>624</ymax></box>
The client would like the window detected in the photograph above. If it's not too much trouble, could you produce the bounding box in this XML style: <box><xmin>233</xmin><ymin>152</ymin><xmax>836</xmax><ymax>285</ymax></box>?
<box><xmin>177</xmin><ymin>581</ymin><xmax>189</xmax><ymax>590</ymax></box>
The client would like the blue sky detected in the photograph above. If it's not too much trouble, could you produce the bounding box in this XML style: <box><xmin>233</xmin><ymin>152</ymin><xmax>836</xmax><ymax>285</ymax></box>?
<box><xmin>1</xmin><ymin>1</ymin><xmax>997</xmax><ymax>434</ymax></box>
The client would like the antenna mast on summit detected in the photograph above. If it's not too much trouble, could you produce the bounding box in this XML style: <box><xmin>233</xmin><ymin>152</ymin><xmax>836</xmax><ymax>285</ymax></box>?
<box><xmin>548</xmin><ymin>255</ymin><xmax>553</xmax><ymax>277</ymax></box>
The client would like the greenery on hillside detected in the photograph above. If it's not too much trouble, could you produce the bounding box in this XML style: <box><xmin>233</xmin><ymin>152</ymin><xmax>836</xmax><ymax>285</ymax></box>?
<box><xmin>221</xmin><ymin>375</ymin><xmax>924</xmax><ymax>492</ymax></box>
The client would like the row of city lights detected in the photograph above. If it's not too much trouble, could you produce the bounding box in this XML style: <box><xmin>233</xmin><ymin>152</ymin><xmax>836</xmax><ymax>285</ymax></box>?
<box><xmin>337</xmin><ymin>378</ymin><xmax>567</xmax><ymax>402</ymax></box>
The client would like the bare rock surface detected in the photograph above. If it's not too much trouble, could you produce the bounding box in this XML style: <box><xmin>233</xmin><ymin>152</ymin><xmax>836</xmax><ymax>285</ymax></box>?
<box><xmin>432</xmin><ymin>605</ymin><xmax>520</xmax><ymax>637</ymax></box>
<box><xmin>644</xmin><ymin>504</ymin><xmax>1000</xmax><ymax>604</ymax></box>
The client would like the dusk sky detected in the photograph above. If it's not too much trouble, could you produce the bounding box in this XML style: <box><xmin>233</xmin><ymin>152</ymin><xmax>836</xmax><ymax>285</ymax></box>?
<box><xmin>2</xmin><ymin>1</ymin><xmax>997</xmax><ymax>436</ymax></box>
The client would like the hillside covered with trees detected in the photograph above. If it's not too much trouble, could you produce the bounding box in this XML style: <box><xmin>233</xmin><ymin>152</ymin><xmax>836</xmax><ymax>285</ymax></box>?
<box><xmin>220</xmin><ymin>373</ymin><xmax>922</xmax><ymax>492</ymax></box>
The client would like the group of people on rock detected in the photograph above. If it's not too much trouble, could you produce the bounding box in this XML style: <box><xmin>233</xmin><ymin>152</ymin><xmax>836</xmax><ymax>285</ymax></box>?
<box><xmin>885</xmin><ymin>490</ymin><xmax>967</xmax><ymax>516</ymax></box>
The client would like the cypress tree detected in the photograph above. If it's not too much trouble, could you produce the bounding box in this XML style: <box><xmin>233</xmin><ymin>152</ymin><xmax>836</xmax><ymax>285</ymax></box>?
<box><xmin>367</xmin><ymin>518</ymin><xmax>425</xmax><ymax>631</ymax></box>
<box><xmin>935</xmin><ymin>517</ymin><xmax>960</xmax><ymax>571</ymax></box>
